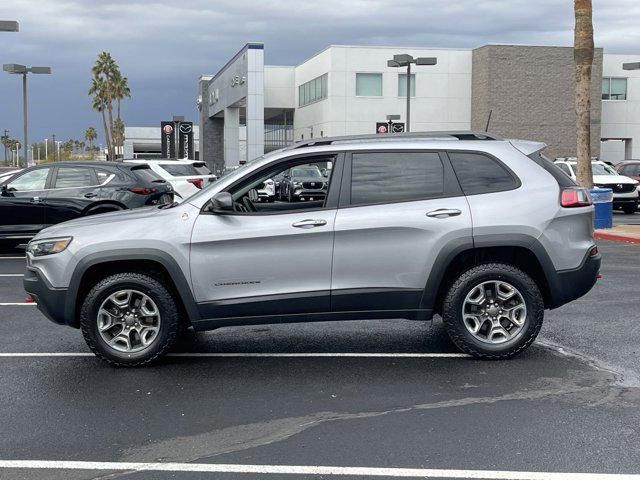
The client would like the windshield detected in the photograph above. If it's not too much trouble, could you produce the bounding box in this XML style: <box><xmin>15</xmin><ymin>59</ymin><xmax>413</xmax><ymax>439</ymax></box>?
<box><xmin>571</xmin><ymin>163</ymin><xmax>617</xmax><ymax>176</ymax></box>
<box><xmin>291</xmin><ymin>166</ymin><xmax>321</xmax><ymax>178</ymax></box>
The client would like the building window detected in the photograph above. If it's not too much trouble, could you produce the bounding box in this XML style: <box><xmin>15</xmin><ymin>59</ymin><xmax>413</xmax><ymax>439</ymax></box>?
<box><xmin>602</xmin><ymin>77</ymin><xmax>627</xmax><ymax>100</ymax></box>
<box><xmin>398</xmin><ymin>74</ymin><xmax>415</xmax><ymax>97</ymax></box>
<box><xmin>298</xmin><ymin>73</ymin><xmax>328</xmax><ymax>107</ymax></box>
<box><xmin>356</xmin><ymin>73</ymin><xmax>382</xmax><ymax>97</ymax></box>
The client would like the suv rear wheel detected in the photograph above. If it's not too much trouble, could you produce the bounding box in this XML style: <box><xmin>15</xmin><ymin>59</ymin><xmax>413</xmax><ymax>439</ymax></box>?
<box><xmin>442</xmin><ymin>263</ymin><xmax>544</xmax><ymax>359</ymax></box>
<box><xmin>80</xmin><ymin>273</ymin><xmax>180</xmax><ymax>367</ymax></box>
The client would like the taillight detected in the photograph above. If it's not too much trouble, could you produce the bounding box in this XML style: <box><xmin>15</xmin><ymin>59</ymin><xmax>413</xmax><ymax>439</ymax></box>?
<box><xmin>129</xmin><ymin>186</ymin><xmax>157</xmax><ymax>195</ymax></box>
<box><xmin>589</xmin><ymin>246</ymin><xmax>599</xmax><ymax>257</ymax></box>
<box><xmin>561</xmin><ymin>188</ymin><xmax>592</xmax><ymax>208</ymax></box>
<box><xmin>187</xmin><ymin>178</ymin><xmax>203</xmax><ymax>189</ymax></box>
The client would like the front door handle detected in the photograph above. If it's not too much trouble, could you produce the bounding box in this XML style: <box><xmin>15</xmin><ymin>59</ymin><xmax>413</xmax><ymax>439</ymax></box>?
<box><xmin>84</xmin><ymin>192</ymin><xmax>97</xmax><ymax>199</ymax></box>
<box><xmin>426</xmin><ymin>208</ymin><xmax>462</xmax><ymax>218</ymax></box>
<box><xmin>292</xmin><ymin>219</ymin><xmax>327</xmax><ymax>228</ymax></box>
<box><xmin>30</xmin><ymin>196</ymin><xmax>42</xmax><ymax>204</ymax></box>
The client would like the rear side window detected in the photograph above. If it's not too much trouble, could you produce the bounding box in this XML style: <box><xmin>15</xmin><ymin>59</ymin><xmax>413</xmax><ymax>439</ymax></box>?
<box><xmin>449</xmin><ymin>152</ymin><xmax>518</xmax><ymax>195</ymax></box>
<box><xmin>129</xmin><ymin>165</ymin><xmax>165</xmax><ymax>184</ymax></box>
<box><xmin>556</xmin><ymin>163</ymin><xmax>572</xmax><ymax>177</ymax></box>
<box><xmin>160</xmin><ymin>164</ymin><xmax>202</xmax><ymax>177</ymax></box>
<box><xmin>351</xmin><ymin>152</ymin><xmax>444</xmax><ymax>205</ymax></box>
<box><xmin>527</xmin><ymin>152</ymin><xmax>577</xmax><ymax>187</ymax></box>
<box><xmin>54</xmin><ymin>167</ymin><xmax>95</xmax><ymax>188</ymax></box>
<box><xmin>619</xmin><ymin>164</ymin><xmax>640</xmax><ymax>176</ymax></box>
<box><xmin>193</xmin><ymin>162</ymin><xmax>212</xmax><ymax>175</ymax></box>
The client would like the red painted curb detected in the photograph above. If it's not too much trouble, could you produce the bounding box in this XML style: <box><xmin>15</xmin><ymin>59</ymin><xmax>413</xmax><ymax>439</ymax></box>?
<box><xmin>594</xmin><ymin>231</ymin><xmax>640</xmax><ymax>244</ymax></box>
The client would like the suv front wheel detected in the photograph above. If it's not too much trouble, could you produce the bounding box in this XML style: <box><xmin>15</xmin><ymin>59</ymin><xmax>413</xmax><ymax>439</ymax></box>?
<box><xmin>80</xmin><ymin>273</ymin><xmax>180</xmax><ymax>367</ymax></box>
<box><xmin>442</xmin><ymin>263</ymin><xmax>544</xmax><ymax>359</ymax></box>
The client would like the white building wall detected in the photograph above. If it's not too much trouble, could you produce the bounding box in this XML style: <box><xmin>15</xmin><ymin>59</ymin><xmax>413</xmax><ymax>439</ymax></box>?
<box><xmin>601</xmin><ymin>54</ymin><xmax>640</xmax><ymax>162</ymax></box>
<box><xmin>264</xmin><ymin>66</ymin><xmax>295</xmax><ymax>108</ymax></box>
<box><xmin>291</xmin><ymin>46</ymin><xmax>472</xmax><ymax>140</ymax></box>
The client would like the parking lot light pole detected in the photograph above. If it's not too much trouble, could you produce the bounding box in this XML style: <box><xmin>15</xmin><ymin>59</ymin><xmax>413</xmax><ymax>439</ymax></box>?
<box><xmin>387</xmin><ymin>54</ymin><xmax>437</xmax><ymax>132</ymax></box>
<box><xmin>2</xmin><ymin>64</ymin><xmax>52</xmax><ymax>168</ymax></box>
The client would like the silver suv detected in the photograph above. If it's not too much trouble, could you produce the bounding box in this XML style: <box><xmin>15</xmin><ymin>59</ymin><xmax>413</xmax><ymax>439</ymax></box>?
<box><xmin>24</xmin><ymin>132</ymin><xmax>601</xmax><ymax>366</ymax></box>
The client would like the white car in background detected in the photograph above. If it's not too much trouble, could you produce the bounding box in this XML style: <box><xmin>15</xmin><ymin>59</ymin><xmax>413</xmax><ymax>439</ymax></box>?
<box><xmin>123</xmin><ymin>159</ymin><xmax>216</xmax><ymax>201</ymax></box>
<box><xmin>554</xmin><ymin>159</ymin><xmax>639</xmax><ymax>214</ymax></box>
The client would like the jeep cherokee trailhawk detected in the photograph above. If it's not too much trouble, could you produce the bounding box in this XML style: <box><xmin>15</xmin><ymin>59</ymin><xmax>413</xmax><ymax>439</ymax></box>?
<box><xmin>24</xmin><ymin>132</ymin><xmax>601</xmax><ymax>366</ymax></box>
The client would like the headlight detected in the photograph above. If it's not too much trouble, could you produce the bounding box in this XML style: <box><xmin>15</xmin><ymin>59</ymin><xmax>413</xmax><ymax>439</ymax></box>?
<box><xmin>27</xmin><ymin>237</ymin><xmax>73</xmax><ymax>257</ymax></box>
<box><xmin>293</xmin><ymin>181</ymin><xmax>302</xmax><ymax>187</ymax></box>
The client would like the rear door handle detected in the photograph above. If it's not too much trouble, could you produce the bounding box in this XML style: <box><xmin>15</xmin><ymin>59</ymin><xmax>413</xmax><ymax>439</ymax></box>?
<box><xmin>292</xmin><ymin>219</ymin><xmax>327</xmax><ymax>228</ymax></box>
<box><xmin>84</xmin><ymin>192</ymin><xmax>97</xmax><ymax>199</ymax></box>
<box><xmin>426</xmin><ymin>208</ymin><xmax>462</xmax><ymax>218</ymax></box>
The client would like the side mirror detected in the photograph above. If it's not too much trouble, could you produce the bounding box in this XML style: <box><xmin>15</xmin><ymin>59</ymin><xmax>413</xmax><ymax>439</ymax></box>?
<box><xmin>209</xmin><ymin>192</ymin><xmax>233</xmax><ymax>212</ymax></box>
<box><xmin>0</xmin><ymin>185</ymin><xmax>8</xmax><ymax>196</ymax></box>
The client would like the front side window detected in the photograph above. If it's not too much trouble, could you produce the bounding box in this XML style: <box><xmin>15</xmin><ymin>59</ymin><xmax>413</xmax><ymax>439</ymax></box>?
<box><xmin>398</xmin><ymin>73</ymin><xmax>416</xmax><ymax>97</ymax></box>
<box><xmin>6</xmin><ymin>168</ymin><xmax>49</xmax><ymax>192</ymax></box>
<box><xmin>227</xmin><ymin>157</ymin><xmax>335</xmax><ymax>214</ymax></box>
<box><xmin>449</xmin><ymin>152</ymin><xmax>518</xmax><ymax>195</ymax></box>
<box><xmin>350</xmin><ymin>152</ymin><xmax>444</xmax><ymax>206</ymax></box>
<box><xmin>602</xmin><ymin>77</ymin><xmax>627</xmax><ymax>100</ymax></box>
<box><xmin>356</xmin><ymin>73</ymin><xmax>383</xmax><ymax>97</ymax></box>
<box><xmin>54</xmin><ymin>167</ymin><xmax>95</xmax><ymax>188</ymax></box>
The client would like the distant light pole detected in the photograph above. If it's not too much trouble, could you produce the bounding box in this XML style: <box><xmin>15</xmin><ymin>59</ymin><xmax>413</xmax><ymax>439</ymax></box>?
<box><xmin>3</xmin><ymin>64</ymin><xmax>52</xmax><ymax>167</ymax></box>
<box><xmin>387</xmin><ymin>54</ymin><xmax>437</xmax><ymax>132</ymax></box>
<box><xmin>0</xmin><ymin>20</ymin><xmax>19</xmax><ymax>32</ymax></box>
<box><xmin>55</xmin><ymin>141</ymin><xmax>61</xmax><ymax>161</ymax></box>
<box><xmin>44</xmin><ymin>138</ymin><xmax>48</xmax><ymax>161</ymax></box>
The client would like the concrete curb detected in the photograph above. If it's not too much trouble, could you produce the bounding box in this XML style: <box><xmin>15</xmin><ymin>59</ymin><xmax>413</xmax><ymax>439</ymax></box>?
<box><xmin>594</xmin><ymin>231</ymin><xmax>640</xmax><ymax>244</ymax></box>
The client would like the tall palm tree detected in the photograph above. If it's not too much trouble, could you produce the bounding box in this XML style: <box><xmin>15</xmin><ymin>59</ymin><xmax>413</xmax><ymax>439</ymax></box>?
<box><xmin>574</xmin><ymin>0</ymin><xmax>594</xmax><ymax>188</ymax></box>
<box><xmin>92</xmin><ymin>52</ymin><xmax>117</xmax><ymax>159</ymax></box>
<box><xmin>84</xmin><ymin>127</ymin><xmax>97</xmax><ymax>148</ymax></box>
<box><xmin>112</xmin><ymin>70</ymin><xmax>131</xmax><ymax>124</ymax></box>
<box><xmin>89</xmin><ymin>76</ymin><xmax>112</xmax><ymax>159</ymax></box>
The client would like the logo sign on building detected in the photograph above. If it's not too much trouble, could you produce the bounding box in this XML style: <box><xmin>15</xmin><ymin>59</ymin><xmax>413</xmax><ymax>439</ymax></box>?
<box><xmin>376</xmin><ymin>123</ymin><xmax>388</xmax><ymax>134</ymax></box>
<box><xmin>391</xmin><ymin>123</ymin><xmax>405</xmax><ymax>133</ymax></box>
<box><xmin>376</xmin><ymin>121</ymin><xmax>405</xmax><ymax>134</ymax></box>
<box><xmin>161</xmin><ymin>121</ymin><xmax>176</xmax><ymax>158</ymax></box>
<box><xmin>178</xmin><ymin>122</ymin><xmax>194</xmax><ymax>160</ymax></box>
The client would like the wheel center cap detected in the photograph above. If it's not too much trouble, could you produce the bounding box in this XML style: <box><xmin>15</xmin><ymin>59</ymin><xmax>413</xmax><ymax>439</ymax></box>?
<box><xmin>124</xmin><ymin>314</ymin><xmax>135</xmax><ymax>326</ymax></box>
<box><xmin>487</xmin><ymin>305</ymin><xmax>500</xmax><ymax>317</ymax></box>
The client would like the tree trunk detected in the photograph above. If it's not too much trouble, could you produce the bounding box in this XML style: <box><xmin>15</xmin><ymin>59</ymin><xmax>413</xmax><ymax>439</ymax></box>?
<box><xmin>100</xmin><ymin>109</ymin><xmax>111</xmax><ymax>160</ymax></box>
<box><xmin>574</xmin><ymin>0</ymin><xmax>594</xmax><ymax>189</ymax></box>
<box><xmin>105</xmin><ymin>100</ymin><xmax>116</xmax><ymax>160</ymax></box>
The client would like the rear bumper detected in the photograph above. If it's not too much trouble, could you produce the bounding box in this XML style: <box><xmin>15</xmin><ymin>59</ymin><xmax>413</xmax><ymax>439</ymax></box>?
<box><xmin>547</xmin><ymin>251</ymin><xmax>601</xmax><ymax>309</ymax></box>
<box><xmin>23</xmin><ymin>267</ymin><xmax>72</xmax><ymax>327</ymax></box>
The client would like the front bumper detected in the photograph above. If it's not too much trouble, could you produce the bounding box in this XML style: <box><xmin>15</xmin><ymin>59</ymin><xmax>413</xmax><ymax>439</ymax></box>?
<box><xmin>548</xmin><ymin>251</ymin><xmax>601</xmax><ymax>309</ymax></box>
<box><xmin>23</xmin><ymin>267</ymin><xmax>72</xmax><ymax>327</ymax></box>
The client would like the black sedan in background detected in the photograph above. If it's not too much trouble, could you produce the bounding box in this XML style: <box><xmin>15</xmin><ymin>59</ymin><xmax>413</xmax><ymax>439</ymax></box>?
<box><xmin>0</xmin><ymin>161</ymin><xmax>173</xmax><ymax>240</ymax></box>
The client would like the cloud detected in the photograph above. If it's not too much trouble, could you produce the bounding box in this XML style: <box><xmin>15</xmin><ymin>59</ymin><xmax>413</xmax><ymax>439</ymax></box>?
<box><xmin>1</xmin><ymin>0</ymin><xmax>639</xmax><ymax>145</ymax></box>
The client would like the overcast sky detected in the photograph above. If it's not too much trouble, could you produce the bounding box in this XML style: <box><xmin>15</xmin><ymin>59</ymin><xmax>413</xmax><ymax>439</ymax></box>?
<box><xmin>1</xmin><ymin>0</ymin><xmax>639</xmax><ymax>147</ymax></box>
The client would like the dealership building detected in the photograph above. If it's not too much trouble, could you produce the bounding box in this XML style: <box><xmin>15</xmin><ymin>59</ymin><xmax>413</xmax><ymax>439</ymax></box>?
<box><xmin>195</xmin><ymin>42</ymin><xmax>639</xmax><ymax>172</ymax></box>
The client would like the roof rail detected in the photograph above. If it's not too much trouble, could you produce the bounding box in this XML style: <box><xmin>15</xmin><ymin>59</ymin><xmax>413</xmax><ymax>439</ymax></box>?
<box><xmin>286</xmin><ymin>131</ymin><xmax>501</xmax><ymax>150</ymax></box>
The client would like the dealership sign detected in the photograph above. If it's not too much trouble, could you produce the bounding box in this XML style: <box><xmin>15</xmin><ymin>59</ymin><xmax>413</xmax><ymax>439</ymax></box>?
<box><xmin>178</xmin><ymin>122</ymin><xmax>194</xmax><ymax>160</ymax></box>
<box><xmin>376</xmin><ymin>121</ymin><xmax>405</xmax><ymax>134</ymax></box>
<box><xmin>161</xmin><ymin>120</ymin><xmax>194</xmax><ymax>159</ymax></box>
<box><xmin>161</xmin><ymin>121</ymin><xmax>176</xmax><ymax>158</ymax></box>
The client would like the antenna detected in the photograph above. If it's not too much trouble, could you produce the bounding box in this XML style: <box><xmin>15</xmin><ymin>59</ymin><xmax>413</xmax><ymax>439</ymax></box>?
<box><xmin>485</xmin><ymin>109</ymin><xmax>493</xmax><ymax>132</ymax></box>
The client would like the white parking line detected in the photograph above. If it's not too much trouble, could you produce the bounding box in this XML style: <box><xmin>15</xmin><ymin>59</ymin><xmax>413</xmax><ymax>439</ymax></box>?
<box><xmin>0</xmin><ymin>256</ymin><xmax>25</xmax><ymax>260</ymax></box>
<box><xmin>0</xmin><ymin>303</ymin><xmax>36</xmax><ymax>306</ymax></box>
<box><xmin>0</xmin><ymin>274</ymin><xmax>24</xmax><ymax>277</ymax></box>
<box><xmin>0</xmin><ymin>352</ymin><xmax>470</xmax><ymax>358</ymax></box>
<box><xmin>0</xmin><ymin>460</ymin><xmax>638</xmax><ymax>479</ymax></box>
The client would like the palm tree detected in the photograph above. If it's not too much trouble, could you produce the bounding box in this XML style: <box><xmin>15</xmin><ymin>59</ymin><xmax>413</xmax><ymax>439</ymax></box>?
<box><xmin>91</xmin><ymin>52</ymin><xmax>117</xmax><ymax>159</ymax></box>
<box><xmin>112</xmin><ymin>70</ymin><xmax>130</xmax><ymax>124</ymax></box>
<box><xmin>84</xmin><ymin>127</ymin><xmax>97</xmax><ymax>148</ymax></box>
<box><xmin>89</xmin><ymin>76</ymin><xmax>112</xmax><ymax>159</ymax></box>
<box><xmin>574</xmin><ymin>0</ymin><xmax>594</xmax><ymax>188</ymax></box>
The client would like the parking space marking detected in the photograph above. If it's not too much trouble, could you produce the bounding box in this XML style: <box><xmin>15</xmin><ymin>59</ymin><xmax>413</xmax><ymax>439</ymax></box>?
<box><xmin>0</xmin><ymin>256</ymin><xmax>25</xmax><ymax>260</ymax></box>
<box><xmin>0</xmin><ymin>460</ymin><xmax>638</xmax><ymax>479</ymax></box>
<box><xmin>0</xmin><ymin>352</ymin><xmax>470</xmax><ymax>358</ymax></box>
<box><xmin>0</xmin><ymin>274</ymin><xmax>24</xmax><ymax>277</ymax></box>
<box><xmin>0</xmin><ymin>303</ymin><xmax>36</xmax><ymax>306</ymax></box>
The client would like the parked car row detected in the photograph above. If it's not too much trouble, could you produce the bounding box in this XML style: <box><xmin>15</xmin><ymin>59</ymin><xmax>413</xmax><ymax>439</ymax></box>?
<box><xmin>554</xmin><ymin>159</ymin><xmax>640</xmax><ymax>214</ymax></box>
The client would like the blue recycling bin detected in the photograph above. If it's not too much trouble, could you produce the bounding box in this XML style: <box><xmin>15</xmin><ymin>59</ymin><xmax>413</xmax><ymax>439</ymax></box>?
<box><xmin>590</xmin><ymin>187</ymin><xmax>613</xmax><ymax>229</ymax></box>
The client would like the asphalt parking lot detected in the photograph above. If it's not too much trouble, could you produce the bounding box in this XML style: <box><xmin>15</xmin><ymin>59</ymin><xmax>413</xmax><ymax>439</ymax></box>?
<box><xmin>0</xmin><ymin>240</ymin><xmax>639</xmax><ymax>479</ymax></box>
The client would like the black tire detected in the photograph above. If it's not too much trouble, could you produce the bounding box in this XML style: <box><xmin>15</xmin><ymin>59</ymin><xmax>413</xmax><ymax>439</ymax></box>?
<box><xmin>442</xmin><ymin>263</ymin><xmax>544</xmax><ymax>360</ymax></box>
<box><xmin>622</xmin><ymin>204</ymin><xmax>637</xmax><ymax>215</ymax></box>
<box><xmin>80</xmin><ymin>272</ymin><xmax>180</xmax><ymax>367</ymax></box>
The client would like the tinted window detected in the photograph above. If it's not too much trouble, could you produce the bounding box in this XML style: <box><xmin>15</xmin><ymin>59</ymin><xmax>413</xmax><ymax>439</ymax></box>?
<box><xmin>620</xmin><ymin>164</ymin><xmax>640</xmax><ymax>176</ymax></box>
<box><xmin>557</xmin><ymin>163</ymin><xmax>572</xmax><ymax>176</ymax></box>
<box><xmin>160</xmin><ymin>164</ymin><xmax>202</xmax><ymax>177</ymax></box>
<box><xmin>96</xmin><ymin>169</ymin><xmax>114</xmax><ymax>184</ymax></box>
<box><xmin>54</xmin><ymin>167</ymin><xmax>94</xmax><ymax>188</ymax></box>
<box><xmin>527</xmin><ymin>152</ymin><xmax>576</xmax><ymax>187</ymax></box>
<box><xmin>351</xmin><ymin>152</ymin><xmax>444</xmax><ymax>205</ymax></box>
<box><xmin>450</xmin><ymin>152</ymin><xmax>519</xmax><ymax>195</ymax></box>
<box><xmin>130</xmin><ymin>166</ymin><xmax>164</xmax><ymax>184</ymax></box>
<box><xmin>7</xmin><ymin>168</ymin><xmax>49</xmax><ymax>191</ymax></box>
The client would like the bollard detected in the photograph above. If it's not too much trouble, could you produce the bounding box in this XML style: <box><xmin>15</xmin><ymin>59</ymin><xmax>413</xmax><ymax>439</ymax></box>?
<box><xmin>589</xmin><ymin>187</ymin><xmax>613</xmax><ymax>229</ymax></box>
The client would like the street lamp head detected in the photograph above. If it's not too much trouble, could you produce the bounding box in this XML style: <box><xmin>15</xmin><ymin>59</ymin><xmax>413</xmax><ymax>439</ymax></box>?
<box><xmin>3</xmin><ymin>63</ymin><xmax>27</xmax><ymax>74</ymax></box>
<box><xmin>416</xmin><ymin>57</ymin><xmax>438</xmax><ymax>66</ymax></box>
<box><xmin>0</xmin><ymin>20</ymin><xmax>19</xmax><ymax>32</ymax></box>
<box><xmin>28</xmin><ymin>66</ymin><xmax>52</xmax><ymax>74</ymax></box>
<box><xmin>623</xmin><ymin>62</ymin><xmax>640</xmax><ymax>71</ymax></box>
<box><xmin>387</xmin><ymin>60</ymin><xmax>401</xmax><ymax>68</ymax></box>
<box><xmin>393</xmin><ymin>54</ymin><xmax>413</xmax><ymax>66</ymax></box>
